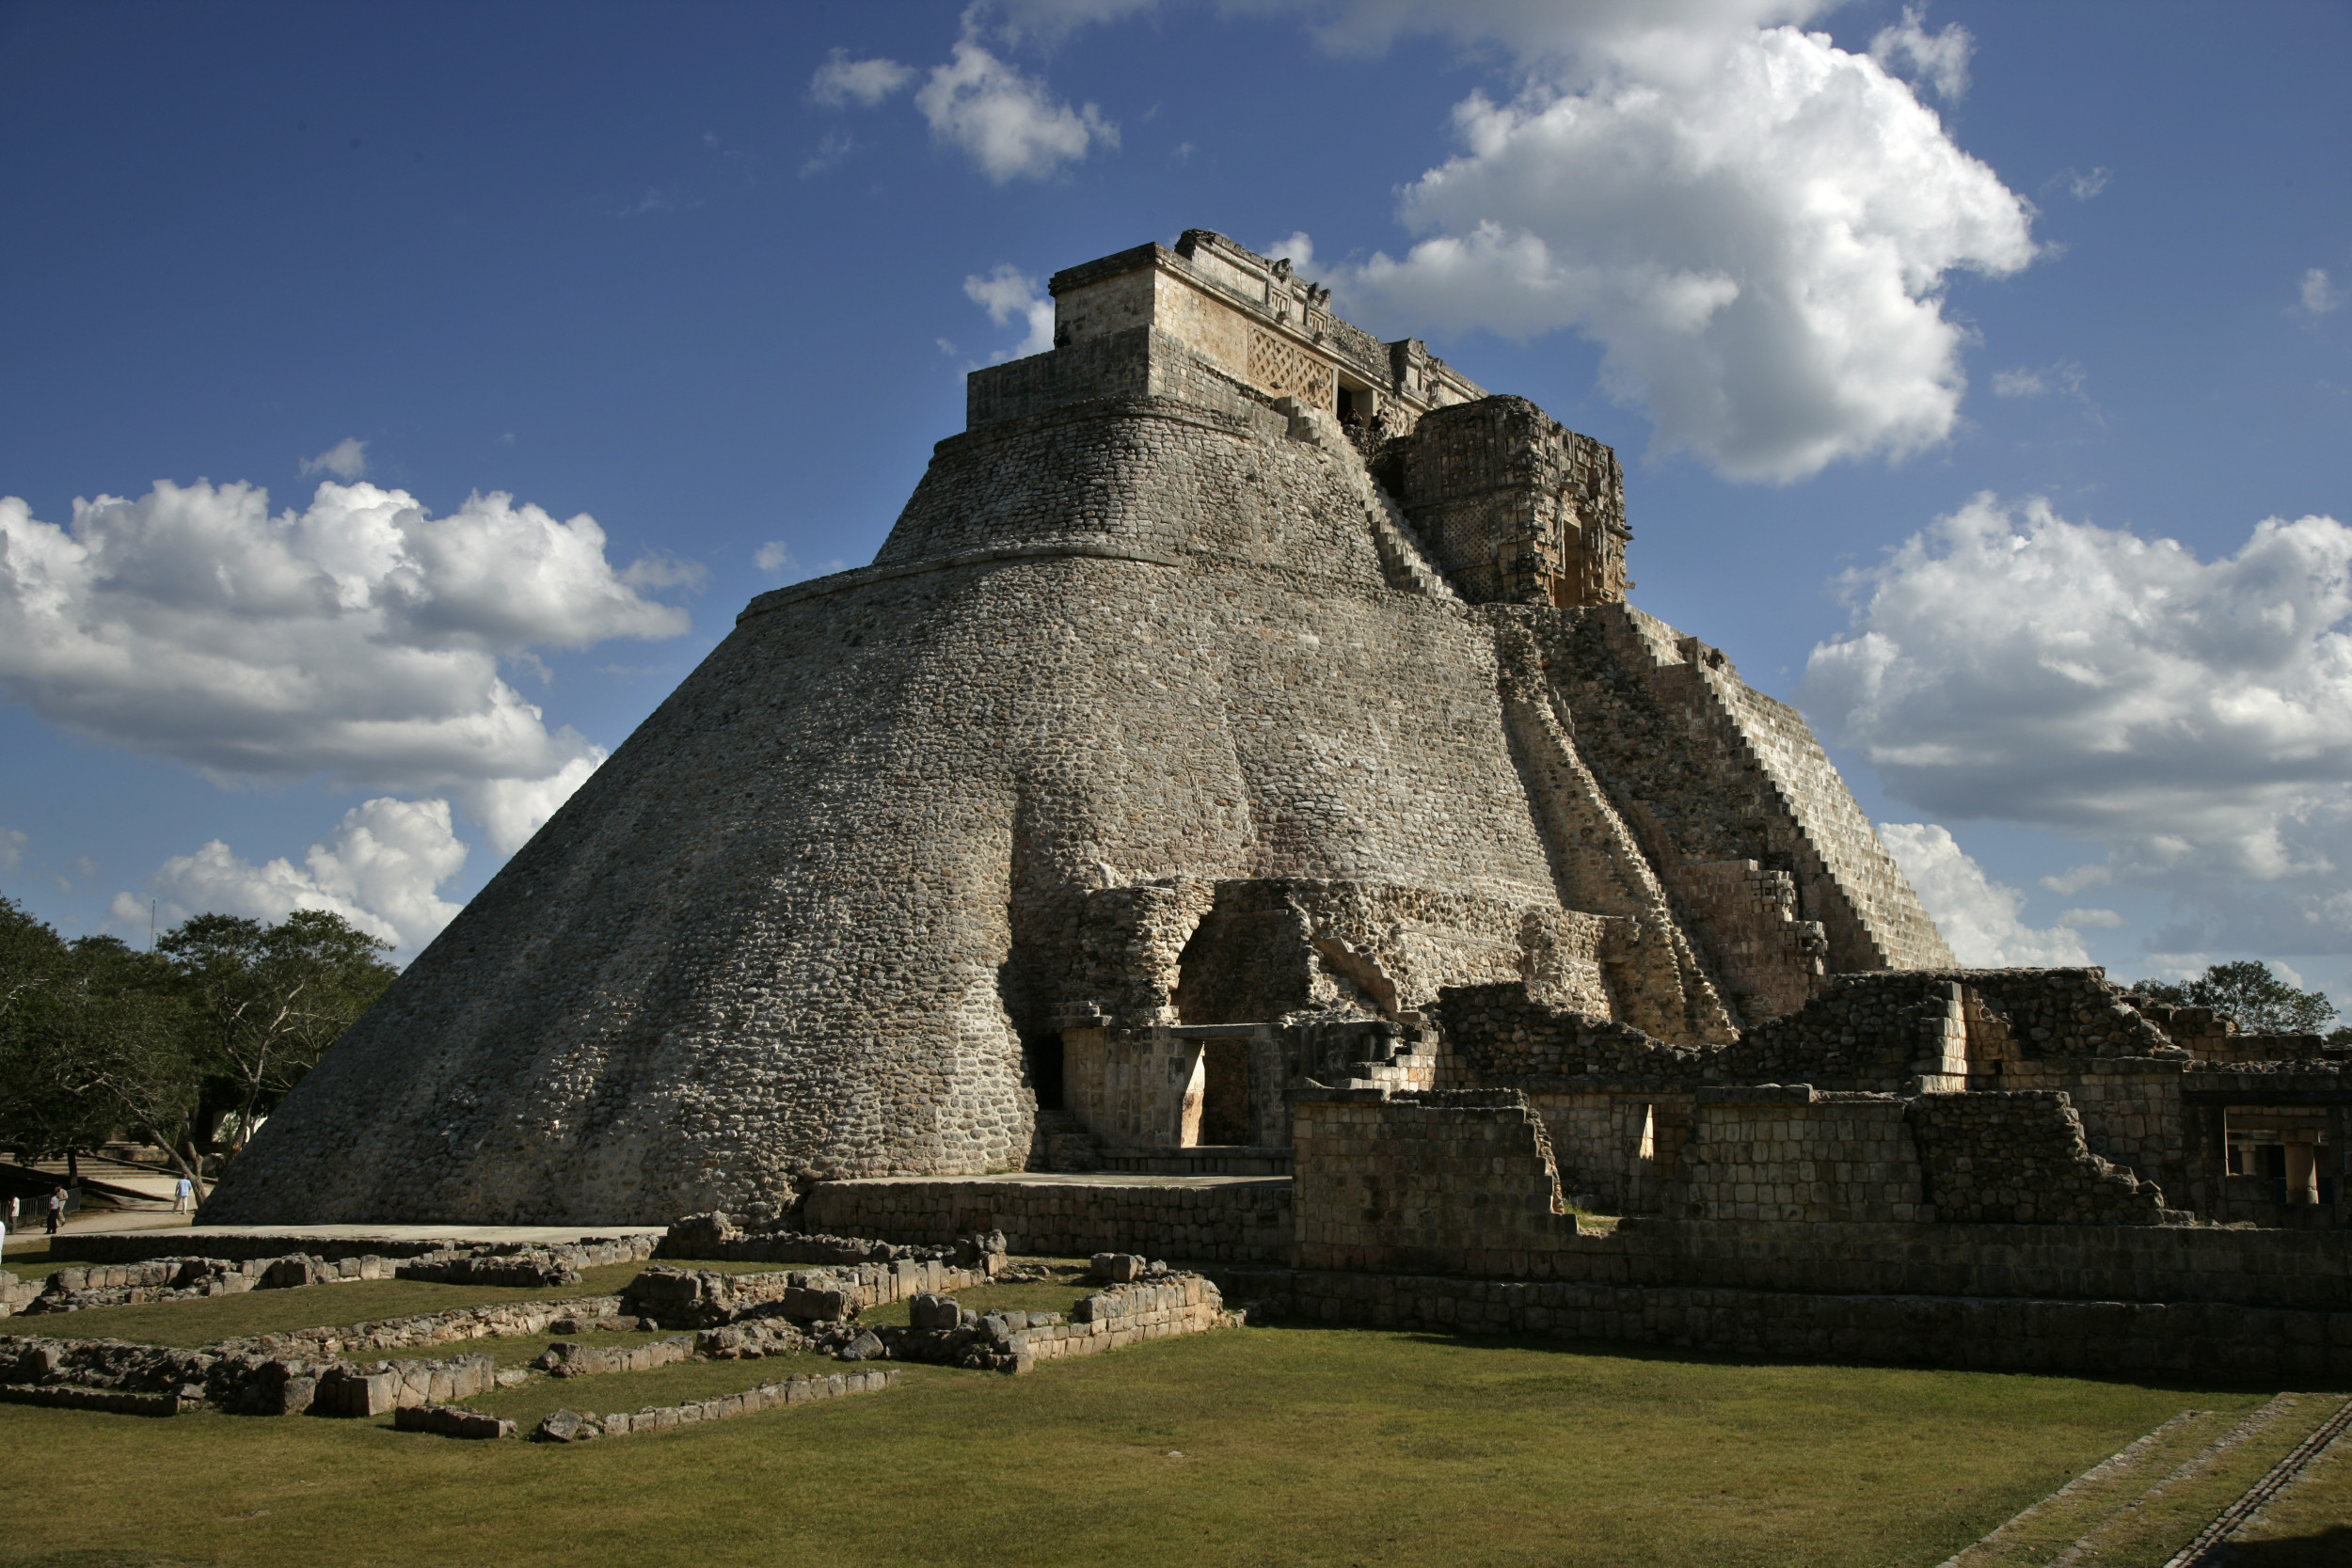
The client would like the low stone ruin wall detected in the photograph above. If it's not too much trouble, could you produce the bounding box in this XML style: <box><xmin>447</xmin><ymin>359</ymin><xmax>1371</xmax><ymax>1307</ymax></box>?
<box><xmin>622</xmin><ymin>1259</ymin><xmax>991</xmax><ymax>1329</ymax></box>
<box><xmin>1021</xmin><ymin>1275</ymin><xmax>1228</xmax><ymax>1367</ymax></box>
<box><xmin>396</xmin><ymin>1403</ymin><xmax>516</xmax><ymax>1439</ymax></box>
<box><xmin>804</xmin><ymin>1177</ymin><xmax>1294</xmax><ymax>1263</ymax></box>
<box><xmin>391</xmin><ymin>1233</ymin><xmax>661</xmax><ymax>1288</ymax></box>
<box><xmin>534</xmin><ymin>1336</ymin><xmax>693</xmax><ymax>1378</ymax></box>
<box><xmin>1294</xmin><ymin>1086</ymin><xmax>2342</xmax><ymax>1307</ymax></box>
<box><xmin>0</xmin><ymin>1273</ymin><xmax>41</xmax><ymax>1315</ymax></box>
<box><xmin>880</xmin><ymin>1270</ymin><xmax>1232</xmax><ymax>1374</ymax></box>
<box><xmin>9</xmin><ymin>1252</ymin><xmax>403</xmax><ymax>1316</ymax></box>
<box><xmin>1213</xmin><ymin>1265</ymin><xmax>2352</xmax><ymax>1384</ymax></box>
<box><xmin>1677</xmin><ymin>1089</ymin><xmax>1928</xmax><ymax>1223</ymax></box>
<box><xmin>68</xmin><ymin>1231</ymin><xmax>660</xmax><ymax>1266</ymax></box>
<box><xmin>312</xmin><ymin>1354</ymin><xmax>499</xmax><ymax>1417</ymax></box>
<box><xmin>1907</xmin><ymin>1091</ymin><xmax>2169</xmax><ymax>1224</ymax></box>
<box><xmin>1675</xmin><ymin>1088</ymin><xmax>2167</xmax><ymax>1227</ymax></box>
<box><xmin>657</xmin><ymin>1213</ymin><xmax>1004</xmax><ymax>1273</ymax></box>
<box><xmin>9</xmin><ymin>1234</ymin><xmax>663</xmax><ymax>1314</ymax></box>
<box><xmin>207</xmin><ymin>1294</ymin><xmax>624</xmax><ymax>1363</ymax></box>
<box><xmin>0</xmin><ymin>1382</ymin><xmax>179</xmax><ymax>1417</ymax></box>
<box><xmin>532</xmin><ymin>1368</ymin><xmax>900</xmax><ymax>1444</ymax></box>
<box><xmin>0</xmin><ymin>1335</ymin><xmax>511</xmax><ymax>1418</ymax></box>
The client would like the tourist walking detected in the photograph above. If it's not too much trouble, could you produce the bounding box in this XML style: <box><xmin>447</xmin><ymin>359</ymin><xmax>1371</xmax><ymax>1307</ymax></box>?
<box><xmin>173</xmin><ymin>1174</ymin><xmax>193</xmax><ymax>1213</ymax></box>
<box><xmin>45</xmin><ymin>1185</ymin><xmax>64</xmax><ymax>1234</ymax></box>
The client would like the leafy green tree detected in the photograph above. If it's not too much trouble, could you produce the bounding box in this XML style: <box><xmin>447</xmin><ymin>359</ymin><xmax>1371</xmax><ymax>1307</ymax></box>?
<box><xmin>2129</xmin><ymin>960</ymin><xmax>2342</xmax><ymax>1037</ymax></box>
<box><xmin>40</xmin><ymin>935</ymin><xmax>207</xmax><ymax>1192</ymax></box>
<box><xmin>159</xmin><ymin>910</ymin><xmax>397</xmax><ymax>1158</ymax></box>
<box><xmin>0</xmin><ymin>901</ymin><xmax>207</xmax><ymax>1190</ymax></box>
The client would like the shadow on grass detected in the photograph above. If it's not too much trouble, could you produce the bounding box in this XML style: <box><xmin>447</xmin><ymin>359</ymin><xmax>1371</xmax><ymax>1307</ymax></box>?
<box><xmin>1240</xmin><ymin>1315</ymin><xmax>2337</xmax><ymax>1398</ymax></box>
<box><xmin>2222</xmin><ymin>1526</ymin><xmax>2352</xmax><ymax>1564</ymax></box>
<box><xmin>0</xmin><ymin>1554</ymin><xmax>209</xmax><ymax>1568</ymax></box>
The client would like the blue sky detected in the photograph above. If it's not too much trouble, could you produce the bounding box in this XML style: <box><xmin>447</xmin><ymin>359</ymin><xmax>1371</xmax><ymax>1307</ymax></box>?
<box><xmin>3</xmin><ymin>1</ymin><xmax>2347</xmax><ymax>1010</ymax></box>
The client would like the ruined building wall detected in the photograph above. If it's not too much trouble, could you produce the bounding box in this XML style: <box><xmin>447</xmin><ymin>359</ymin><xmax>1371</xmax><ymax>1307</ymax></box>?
<box><xmin>1391</xmin><ymin>397</ymin><xmax>1629</xmax><ymax>609</ymax></box>
<box><xmin>1431</xmin><ymin>970</ymin><xmax>2196</xmax><ymax>1212</ymax></box>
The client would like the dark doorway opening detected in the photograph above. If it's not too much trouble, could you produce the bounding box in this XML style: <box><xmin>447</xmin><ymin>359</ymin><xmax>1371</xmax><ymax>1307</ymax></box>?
<box><xmin>1199</xmin><ymin>1039</ymin><xmax>1252</xmax><ymax>1145</ymax></box>
<box><xmin>1024</xmin><ymin>1034</ymin><xmax>1064</xmax><ymax>1111</ymax></box>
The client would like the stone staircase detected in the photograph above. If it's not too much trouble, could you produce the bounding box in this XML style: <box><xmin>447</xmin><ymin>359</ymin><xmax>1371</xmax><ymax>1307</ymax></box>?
<box><xmin>1320</xmin><ymin>1020</ymin><xmax>1441</xmax><ymax>1093</ymax></box>
<box><xmin>1271</xmin><ymin>393</ymin><xmax>1457</xmax><ymax>601</ymax></box>
<box><xmin>1033</xmin><ymin>1109</ymin><xmax>1103</xmax><ymax>1173</ymax></box>
<box><xmin>1362</xmin><ymin>481</ymin><xmax>1457</xmax><ymax>600</ymax></box>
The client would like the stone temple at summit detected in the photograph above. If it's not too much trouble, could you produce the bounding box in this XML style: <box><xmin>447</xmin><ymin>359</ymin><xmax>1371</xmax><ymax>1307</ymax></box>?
<box><xmin>215</xmin><ymin>225</ymin><xmax>2189</xmax><ymax>1229</ymax></box>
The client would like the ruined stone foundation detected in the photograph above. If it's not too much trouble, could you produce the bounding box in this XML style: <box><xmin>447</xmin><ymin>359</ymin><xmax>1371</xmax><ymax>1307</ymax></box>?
<box><xmin>208</xmin><ymin>230</ymin><xmax>1951</xmax><ymax>1225</ymax></box>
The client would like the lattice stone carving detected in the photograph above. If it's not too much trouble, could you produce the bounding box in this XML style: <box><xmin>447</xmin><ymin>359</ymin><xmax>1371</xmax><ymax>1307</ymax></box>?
<box><xmin>1247</xmin><ymin>328</ymin><xmax>1334</xmax><ymax>403</ymax></box>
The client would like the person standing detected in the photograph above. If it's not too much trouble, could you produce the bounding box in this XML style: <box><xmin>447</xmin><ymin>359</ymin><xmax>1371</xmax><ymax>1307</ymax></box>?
<box><xmin>173</xmin><ymin>1174</ymin><xmax>193</xmax><ymax>1213</ymax></box>
<box><xmin>45</xmin><ymin>1185</ymin><xmax>64</xmax><ymax>1235</ymax></box>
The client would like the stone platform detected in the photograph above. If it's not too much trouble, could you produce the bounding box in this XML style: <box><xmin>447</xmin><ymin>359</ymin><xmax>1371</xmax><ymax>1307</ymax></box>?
<box><xmin>803</xmin><ymin>1173</ymin><xmax>1294</xmax><ymax>1264</ymax></box>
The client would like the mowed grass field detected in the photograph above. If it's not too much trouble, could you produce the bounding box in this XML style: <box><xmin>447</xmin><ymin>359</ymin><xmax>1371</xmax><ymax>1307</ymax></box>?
<box><xmin>0</xmin><ymin>1294</ymin><xmax>2317</xmax><ymax>1568</ymax></box>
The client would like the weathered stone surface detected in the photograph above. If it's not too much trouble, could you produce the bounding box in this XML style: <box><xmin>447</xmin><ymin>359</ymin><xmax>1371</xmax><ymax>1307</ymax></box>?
<box><xmin>204</xmin><ymin>229</ymin><xmax>1949</xmax><ymax>1225</ymax></box>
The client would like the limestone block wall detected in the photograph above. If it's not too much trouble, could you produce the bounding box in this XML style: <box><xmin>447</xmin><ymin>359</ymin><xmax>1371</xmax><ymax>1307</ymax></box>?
<box><xmin>1293</xmin><ymin>1088</ymin><xmax>1579</xmax><ymax>1274</ymax></box>
<box><xmin>964</xmin><ymin>326</ymin><xmax>1268</xmax><ymax>430</ymax></box>
<box><xmin>1431</xmin><ymin>980</ymin><xmax>2205</xmax><ymax>1212</ymax></box>
<box><xmin>1675</xmin><ymin>1088</ymin><xmax>1928</xmax><ymax>1223</ymax></box>
<box><xmin>1391</xmin><ymin>396</ymin><xmax>1628</xmax><ymax>608</ymax></box>
<box><xmin>803</xmin><ymin>1177</ymin><xmax>1293</xmax><ymax>1263</ymax></box>
<box><xmin>1907</xmin><ymin>1091</ymin><xmax>2167</xmax><ymax>1224</ymax></box>
<box><xmin>1212</xmin><ymin>1267</ymin><xmax>2352</xmax><ymax>1384</ymax></box>
<box><xmin>1282</xmin><ymin>1088</ymin><xmax>2344</xmax><ymax>1304</ymax></box>
<box><xmin>1995</xmin><ymin>1058</ymin><xmax>2187</xmax><ymax>1190</ymax></box>
<box><xmin>1661</xmin><ymin>860</ymin><xmax>1827</xmax><ymax>1024</ymax></box>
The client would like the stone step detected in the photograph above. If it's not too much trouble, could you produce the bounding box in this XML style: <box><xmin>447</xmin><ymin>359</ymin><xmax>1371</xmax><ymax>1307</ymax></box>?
<box><xmin>1935</xmin><ymin>1394</ymin><xmax>2352</xmax><ymax>1568</ymax></box>
<box><xmin>0</xmin><ymin>1383</ymin><xmax>181</xmax><ymax>1417</ymax></box>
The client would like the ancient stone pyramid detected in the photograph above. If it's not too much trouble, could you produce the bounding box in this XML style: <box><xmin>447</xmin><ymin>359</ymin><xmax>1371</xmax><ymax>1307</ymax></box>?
<box><xmin>208</xmin><ymin>231</ymin><xmax>1953</xmax><ymax>1224</ymax></box>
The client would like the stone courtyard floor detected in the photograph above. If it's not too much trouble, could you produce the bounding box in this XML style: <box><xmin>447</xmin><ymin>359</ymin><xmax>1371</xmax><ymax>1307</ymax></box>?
<box><xmin>0</xmin><ymin>1237</ymin><xmax>2344</xmax><ymax>1567</ymax></box>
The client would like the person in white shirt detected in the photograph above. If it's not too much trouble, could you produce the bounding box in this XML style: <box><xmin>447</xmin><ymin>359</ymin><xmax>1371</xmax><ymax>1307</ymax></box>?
<box><xmin>174</xmin><ymin>1175</ymin><xmax>193</xmax><ymax>1212</ymax></box>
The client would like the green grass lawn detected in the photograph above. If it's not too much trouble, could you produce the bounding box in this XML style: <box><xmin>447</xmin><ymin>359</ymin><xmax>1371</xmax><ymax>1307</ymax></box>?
<box><xmin>0</xmin><ymin>1323</ymin><xmax>2297</xmax><ymax>1568</ymax></box>
<box><xmin>2228</xmin><ymin>1414</ymin><xmax>2352</xmax><ymax>1567</ymax></box>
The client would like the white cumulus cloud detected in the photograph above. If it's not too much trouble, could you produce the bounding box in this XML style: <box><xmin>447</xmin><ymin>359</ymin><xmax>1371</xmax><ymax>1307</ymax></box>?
<box><xmin>1266</xmin><ymin>2</ymin><xmax>2037</xmax><ymax>482</ymax></box>
<box><xmin>299</xmin><ymin>438</ymin><xmax>370</xmax><ymax>480</ymax></box>
<box><xmin>1879</xmin><ymin>823</ymin><xmax>2090</xmax><ymax>966</ymax></box>
<box><xmin>0</xmin><ymin>478</ymin><xmax>691</xmax><ymax>850</ymax></box>
<box><xmin>808</xmin><ymin>49</ymin><xmax>915</xmax><ymax>109</ymax></box>
<box><xmin>116</xmin><ymin>796</ymin><xmax>469</xmax><ymax>956</ymax></box>
<box><xmin>914</xmin><ymin>21</ymin><xmax>1116</xmax><ymax>182</ymax></box>
<box><xmin>1806</xmin><ymin>494</ymin><xmax>2352</xmax><ymax>958</ymax></box>
<box><xmin>1867</xmin><ymin>3</ymin><xmax>1972</xmax><ymax>101</ymax></box>
<box><xmin>963</xmin><ymin>264</ymin><xmax>1057</xmax><ymax>358</ymax></box>
<box><xmin>2298</xmin><ymin>267</ymin><xmax>2345</xmax><ymax>318</ymax></box>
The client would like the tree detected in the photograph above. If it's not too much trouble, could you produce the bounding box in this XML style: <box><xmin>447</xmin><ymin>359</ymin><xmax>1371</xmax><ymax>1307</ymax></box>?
<box><xmin>2129</xmin><ymin>960</ymin><xmax>2342</xmax><ymax>1037</ymax></box>
<box><xmin>0</xmin><ymin>896</ymin><xmax>105</xmax><ymax>1157</ymax></box>
<box><xmin>0</xmin><ymin>901</ymin><xmax>208</xmax><ymax>1191</ymax></box>
<box><xmin>159</xmin><ymin>910</ymin><xmax>397</xmax><ymax>1162</ymax></box>
<box><xmin>39</xmin><ymin>935</ymin><xmax>208</xmax><ymax>1194</ymax></box>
